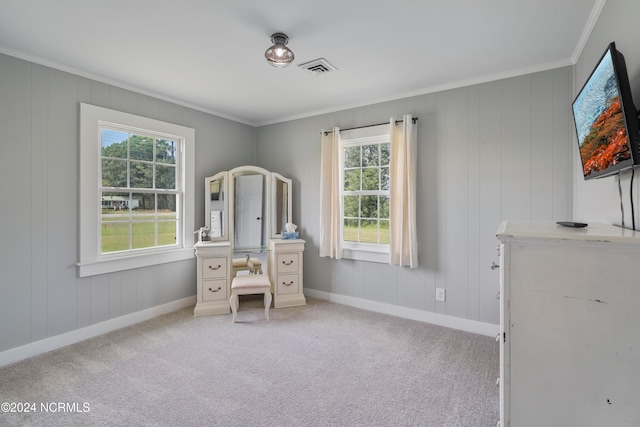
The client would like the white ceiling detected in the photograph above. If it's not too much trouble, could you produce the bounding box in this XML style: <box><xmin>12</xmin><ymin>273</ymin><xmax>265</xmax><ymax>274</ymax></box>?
<box><xmin>0</xmin><ymin>0</ymin><xmax>602</xmax><ymax>126</ymax></box>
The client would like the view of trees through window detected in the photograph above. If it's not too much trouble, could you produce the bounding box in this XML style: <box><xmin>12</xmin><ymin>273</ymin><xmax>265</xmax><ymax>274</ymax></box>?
<box><xmin>342</xmin><ymin>142</ymin><xmax>390</xmax><ymax>244</ymax></box>
<box><xmin>100</xmin><ymin>128</ymin><xmax>179</xmax><ymax>253</ymax></box>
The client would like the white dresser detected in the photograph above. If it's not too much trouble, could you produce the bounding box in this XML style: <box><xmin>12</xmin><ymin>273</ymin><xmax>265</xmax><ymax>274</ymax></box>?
<box><xmin>269</xmin><ymin>238</ymin><xmax>306</xmax><ymax>308</ymax></box>
<box><xmin>496</xmin><ymin>221</ymin><xmax>640</xmax><ymax>427</ymax></box>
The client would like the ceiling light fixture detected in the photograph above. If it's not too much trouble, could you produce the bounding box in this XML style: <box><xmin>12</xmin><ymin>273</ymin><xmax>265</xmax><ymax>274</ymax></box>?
<box><xmin>264</xmin><ymin>32</ymin><xmax>294</xmax><ymax>68</ymax></box>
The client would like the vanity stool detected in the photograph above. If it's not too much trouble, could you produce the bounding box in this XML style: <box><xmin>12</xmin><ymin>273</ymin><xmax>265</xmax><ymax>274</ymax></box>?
<box><xmin>229</xmin><ymin>274</ymin><xmax>272</xmax><ymax>323</ymax></box>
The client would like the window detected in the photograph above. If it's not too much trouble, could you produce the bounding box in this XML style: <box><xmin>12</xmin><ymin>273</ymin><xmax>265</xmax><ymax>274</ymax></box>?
<box><xmin>320</xmin><ymin>116</ymin><xmax>418</xmax><ymax>267</ymax></box>
<box><xmin>340</xmin><ymin>125</ymin><xmax>390</xmax><ymax>263</ymax></box>
<box><xmin>79</xmin><ymin>104</ymin><xmax>195</xmax><ymax>277</ymax></box>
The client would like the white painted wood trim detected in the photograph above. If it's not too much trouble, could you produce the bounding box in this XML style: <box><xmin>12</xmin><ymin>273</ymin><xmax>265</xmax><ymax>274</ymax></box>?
<box><xmin>305</xmin><ymin>289</ymin><xmax>499</xmax><ymax>337</ymax></box>
<box><xmin>0</xmin><ymin>296</ymin><xmax>196</xmax><ymax>368</ymax></box>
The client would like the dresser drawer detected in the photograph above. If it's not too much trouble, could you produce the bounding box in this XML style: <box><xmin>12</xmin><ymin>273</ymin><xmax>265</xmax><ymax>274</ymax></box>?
<box><xmin>276</xmin><ymin>274</ymin><xmax>299</xmax><ymax>294</ymax></box>
<box><xmin>202</xmin><ymin>279</ymin><xmax>227</xmax><ymax>301</ymax></box>
<box><xmin>203</xmin><ymin>257</ymin><xmax>227</xmax><ymax>279</ymax></box>
<box><xmin>277</xmin><ymin>254</ymin><xmax>299</xmax><ymax>274</ymax></box>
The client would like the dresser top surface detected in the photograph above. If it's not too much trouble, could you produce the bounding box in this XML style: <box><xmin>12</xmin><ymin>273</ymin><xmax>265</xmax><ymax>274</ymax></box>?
<box><xmin>497</xmin><ymin>221</ymin><xmax>640</xmax><ymax>245</ymax></box>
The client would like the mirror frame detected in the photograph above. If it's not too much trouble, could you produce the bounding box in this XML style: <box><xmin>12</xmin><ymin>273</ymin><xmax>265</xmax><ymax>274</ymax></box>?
<box><xmin>271</xmin><ymin>172</ymin><xmax>292</xmax><ymax>238</ymax></box>
<box><xmin>202</xmin><ymin>165</ymin><xmax>293</xmax><ymax>248</ymax></box>
<box><xmin>204</xmin><ymin>171</ymin><xmax>229</xmax><ymax>242</ymax></box>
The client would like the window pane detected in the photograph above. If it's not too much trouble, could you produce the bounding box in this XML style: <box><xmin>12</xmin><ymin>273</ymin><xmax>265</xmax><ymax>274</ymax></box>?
<box><xmin>361</xmin><ymin>195</ymin><xmax>378</xmax><ymax>218</ymax></box>
<box><xmin>343</xmin><ymin>195</ymin><xmax>359</xmax><ymax>217</ymax></box>
<box><xmin>155</xmin><ymin>164</ymin><xmax>176</xmax><ymax>189</ymax></box>
<box><xmin>362</xmin><ymin>167</ymin><xmax>379</xmax><ymax>191</ymax></box>
<box><xmin>130</xmin><ymin>162</ymin><xmax>153</xmax><ymax>188</ymax></box>
<box><xmin>158</xmin><ymin>194</ymin><xmax>176</xmax><ymax>214</ymax></box>
<box><xmin>380</xmin><ymin>166</ymin><xmax>389</xmax><ymax>190</ymax></box>
<box><xmin>156</xmin><ymin>139</ymin><xmax>176</xmax><ymax>164</ymax></box>
<box><xmin>158</xmin><ymin>194</ymin><xmax>177</xmax><ymax>246</ymax></box>
<box><xmin>101</xmin><ymin>192</ymin><xmax>130</xmax><ymax>220</ymax></box>
<box><xmin>101</xmin><ymin>129</ymin><xmax>128</xmax><ymax>158</ymax></box>
<box><xmin>132</xmin><ymin>192</ymin><xmax>153</xmax><ymax>212</ymax></box>
<box><xmin>380</xmin><ymin>195</ymin><xmax>389</xmax><ymax>218</ymax></box>
<box><xmin>344</xmin><ymin>169</ymin><xmax>361</xmax><ymax>191</ymax></box>
<box><xmin>380</xmin><ymin>219</ymin><xmax>390</xmax><ymax>244</ymax></box>
<box><xmin>360</xmin><ymin>219</ymin><xmax>379</xmax><ymax>243</ymax></box>
<box><xmin>102</xmin><ymin>222</ymin><xmax>129</xmax><ymax>253</ymax></box>
<box><xmin>344</xmin><ymin>146</ymin><xmax>360</xmax><ymax>168</ymax></box>
<box><xmin>132</xmin><ymin>221</ymin><xmax>156</xmax><ymax>249</ymax></box>
<box><xmin>102</xmin><ymin>159</ymin><xmax>127</xmax><ymax>187</ymax></box>
<box><xmin>130</xmin><ymin>134</ymin><xmax>154</xmax><ymax>161</ymax></box>
<box><xmin>362</xmin><ymin>144</ymin><xmax>379</xmax><ymax>167</ymax></box>
<box><xmin>343</xmin><ymin>218</ymin><xmax>359</xmax><ymax>242</ymax></box>
<box><xmin>158</xmin><ymin>221</ymin><xmax>178</xmax><ymax>246</ymax></box>
<box><xmin>380</xmin><ymin>143</ymin><xmax>390</xmax><ymax>166</ymax></box>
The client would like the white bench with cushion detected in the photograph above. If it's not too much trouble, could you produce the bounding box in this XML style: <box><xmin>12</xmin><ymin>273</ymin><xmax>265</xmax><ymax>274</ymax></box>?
<box><xmin>229</xmin><ymin>274</ymin><xmax>272</xmax><ymax>323</ymax></box>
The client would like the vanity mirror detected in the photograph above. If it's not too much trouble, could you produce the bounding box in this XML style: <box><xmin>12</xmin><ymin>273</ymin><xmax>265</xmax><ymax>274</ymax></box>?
<box><xmin>204</xmin><ymin>171</ymin><xmax>228</xmax><ymax>241</ymax></box>
<box><xmin>271</xmin><ymin>173</ymin><xmax>292</xmax><ymax>237</ymax></box>
<box><xmin>229</xmin><ymin>165</ymin><xmax>270</xmax><ymax>251</ymax></box>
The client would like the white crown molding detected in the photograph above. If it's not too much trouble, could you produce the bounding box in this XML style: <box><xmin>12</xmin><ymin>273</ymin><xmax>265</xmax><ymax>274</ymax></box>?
<box><xmin>0</xmin><ymin>45</ymin><xmax>255</xmax><ymax>126</ymax></box>
<box><xmin>571</xmin><ymin>0</ymin><xmax>608</xmax><ymax>64</ymax></box>
<box><xmin>256</xmin><ymin>58</ymin><xmax>575</xmax><ymax>127</ymax></box>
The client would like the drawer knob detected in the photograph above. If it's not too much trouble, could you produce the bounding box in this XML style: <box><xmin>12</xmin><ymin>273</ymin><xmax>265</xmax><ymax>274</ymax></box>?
<box><xmin>490</xmin><ymin>262</ymin><xmax>500</xmax><ymax>270</ymax></box>
<box><xmin>282</xmin><ymin>281</ymin><xmax>294</xmax><ymax>286</ymax></box>
<box><xmin>208</xmin><ymin>286</ymin><xmax>222</xmax><ymax>293</ymax></box>
<box><xmin>209</xmin><ymin>265</ymin><xmax>221</xmax><ymax>270</ymax></box>
<box><xmin>282</xmin><ymin>260</ymin><xmax>294</xmax><ymax>266</ymax></box>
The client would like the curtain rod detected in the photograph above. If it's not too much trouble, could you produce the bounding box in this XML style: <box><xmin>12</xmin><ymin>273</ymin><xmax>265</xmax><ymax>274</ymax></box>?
<box><xmin>322</xmin><ymin>117</ymin><xmax>418</xmax><ymax>135</ymax></box>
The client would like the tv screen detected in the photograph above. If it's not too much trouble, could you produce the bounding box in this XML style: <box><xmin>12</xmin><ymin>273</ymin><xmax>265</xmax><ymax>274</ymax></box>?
<box><xmin>572</xmin><ymin>42</ymin><xmax>640</xmax><ymax>179</ymax></box>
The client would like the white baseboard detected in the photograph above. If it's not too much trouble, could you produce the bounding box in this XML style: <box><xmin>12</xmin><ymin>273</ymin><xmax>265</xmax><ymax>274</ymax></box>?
<box><xmin>305</xmin><ymin>289</ymin><xmax>499</xmax><ymax>337</ymax></box>
<box><xmin>0</xmin><ymin>296</ymin><xmax>196</xmax><ymax>368</ymax></box>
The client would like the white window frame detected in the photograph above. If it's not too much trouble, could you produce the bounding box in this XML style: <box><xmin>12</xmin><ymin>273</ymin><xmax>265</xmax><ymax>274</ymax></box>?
<box><xmin>340</xmin><ymin>124</ymin><xmax>390</xmax><ymax>264</ymax></box>
<box><xmin>78</xmin><ymin>103</ymin><xmax>195</xmax><ymax>277</ymax></box>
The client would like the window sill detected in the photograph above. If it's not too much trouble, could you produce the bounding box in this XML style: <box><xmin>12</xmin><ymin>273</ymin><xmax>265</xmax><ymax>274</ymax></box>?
<box><xmin>77</xmin><ymin>247</ymin><xmax>195</xmax><ymax>277</ymax></box>
<box><xmin>342</xmin><ymin>247</ymin><xmax>389</xmax><ymax>264</ymax></box>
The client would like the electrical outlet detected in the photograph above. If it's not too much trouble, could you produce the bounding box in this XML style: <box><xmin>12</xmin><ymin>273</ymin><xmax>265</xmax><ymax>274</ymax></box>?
<box><xmin>436</xmin><ymin>288</ymin><xmax>446</xmax><ymax>302</ymax></box>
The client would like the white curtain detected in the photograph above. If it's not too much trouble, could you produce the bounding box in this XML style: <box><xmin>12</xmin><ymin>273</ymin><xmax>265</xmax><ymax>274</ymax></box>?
<box><xmin>319</xmin><ymin>127</ymin><xmax>342</xmax><ymax>258</ymax></box>
<box><xmin>389</xmin><ymin>115</ymin><xmax>418</xmax><ymax>268</ymax></box>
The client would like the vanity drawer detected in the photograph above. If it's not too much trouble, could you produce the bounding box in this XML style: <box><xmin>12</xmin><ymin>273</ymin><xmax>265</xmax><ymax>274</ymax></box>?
<box><xmin>203</xmin><ymin>257</ymin><xmax>227</xmax><ymax>279</ymax></box>
<box><xmin>202</xmin><ymin>279</ymin><xmax>227</xmax><ymax>301</ymax></box>
<box><xmin>276</xmin><ymin>274</ymin><xmax>299</xmax><ymax>294</ymax></box>
<box><xmin>277</xmin><ymin>254</ymin><xmax>299</xmax><ymax>274</ymax></box>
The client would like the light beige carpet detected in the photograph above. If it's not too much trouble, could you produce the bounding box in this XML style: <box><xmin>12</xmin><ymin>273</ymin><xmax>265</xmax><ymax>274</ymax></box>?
<box><xmin>0</xmin><ymin>298</ymin><xmax>499</xmax><ymax>426</ymax></box>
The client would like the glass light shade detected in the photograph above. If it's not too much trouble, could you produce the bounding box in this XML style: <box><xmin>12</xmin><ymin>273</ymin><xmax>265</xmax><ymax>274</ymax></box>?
<box><xmin>265</xmin><ymin>33</ymin><xmax>294</xmax><ymax>68</ymax></box>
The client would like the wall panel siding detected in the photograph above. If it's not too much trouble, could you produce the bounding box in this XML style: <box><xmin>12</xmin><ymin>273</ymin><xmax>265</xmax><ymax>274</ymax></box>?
<box><xmin>0</xmin><ymin>55</ymin><xmax>32</xmax><ymax>350</ymax></box>
<box><xmin>256</xmin><ymin>66</ymin><xmax>573</xmax><ymax>326</ymax></box>
<box><xmin>445</xmin><ymin>87</ymin><xmax>470</xmax><ymax>319</ymax></box>
<box><xmin>0</xmin><ymin>52</ymin><xmax>254</xmax><ymax>354</ymax></box>
<box><xmin>30</xmin><ymin>63</ymin><xmax>50</xmax><ymax>342</ymax></box>
<box><xmin>478</xmin><ymin>81</ymin><xmax>503</xmax><ymax>324</ymax></box>
<box><xmin>467</xmin><ymin>85</ymin><xmax>481</xmax><ymax>321</ymax></box>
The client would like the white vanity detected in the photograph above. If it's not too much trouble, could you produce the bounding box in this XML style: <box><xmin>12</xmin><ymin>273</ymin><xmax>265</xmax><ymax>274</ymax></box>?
<box><xmin>194</xmin><ymin>166</ymin><xmax>305</xmax><ymax>317</ymax></box>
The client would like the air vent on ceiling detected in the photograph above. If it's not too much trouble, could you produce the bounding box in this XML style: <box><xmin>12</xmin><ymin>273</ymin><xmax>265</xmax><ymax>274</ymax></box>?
<box><xmin>298</xmin><ymin>58</ymin><xmax>337</xmax><ymax>75</ymax></box>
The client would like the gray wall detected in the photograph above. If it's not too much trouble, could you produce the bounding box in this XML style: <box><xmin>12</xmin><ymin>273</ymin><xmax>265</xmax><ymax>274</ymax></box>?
<box><xmin>256</xmin><ymin>67</ymin><xmax>574</xmax><ymax>325</ymax></box>
<box><xmin>573</xmin><ymin>0</ymin><xmax>640</xmax><ymax>226</ymax></box>
<box><xmin>0</xmin><ymin>53</ymin><xmax>255</xmax><ymax>353</ymax></box>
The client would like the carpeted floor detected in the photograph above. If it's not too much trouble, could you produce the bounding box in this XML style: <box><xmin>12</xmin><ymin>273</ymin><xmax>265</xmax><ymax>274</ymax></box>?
<box><xmin>0</xmin><ymin>298</ymin><xmax>499</xmax><ymax>426</ymax></box>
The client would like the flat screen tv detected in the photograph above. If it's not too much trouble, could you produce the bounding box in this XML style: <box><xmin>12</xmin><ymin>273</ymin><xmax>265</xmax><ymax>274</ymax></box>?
<box><xmin>572</xmin><ymin>42</ymin><xmax>640</xmax><ymax>180</ymax></box>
